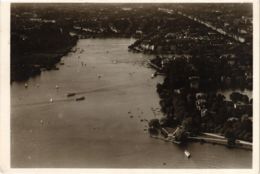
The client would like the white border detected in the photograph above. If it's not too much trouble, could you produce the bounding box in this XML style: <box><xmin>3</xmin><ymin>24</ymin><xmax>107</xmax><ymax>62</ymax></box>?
<box><xmin>0</xmin><ymin>1</ymin><xmax>11</xmax><ymax>174</ymax></box>
<box><xmin>0</xmin><ymin>0</ymin><xmax>258</xmax><ymax>3</ymax></box>
<box><xmin>0</xmin><ymin>0</ymin><xmax>259</xmax><ymax>174</ymax></box>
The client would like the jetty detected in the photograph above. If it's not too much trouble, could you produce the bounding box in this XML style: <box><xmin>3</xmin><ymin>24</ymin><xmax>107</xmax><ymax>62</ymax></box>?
<box><xmin>148</xmin><ymin>119</ymin><xmax>252</xmax><ymax>151</ymax></box>
<box><xmin>186</xmin><ymin>132</ymin><xmax>252</xmax><ymax>150</ymax></box>
<box><xmin>147</xmin><ymin>60</ymin><xmax>163</xmax><ymax>72</ymax></box>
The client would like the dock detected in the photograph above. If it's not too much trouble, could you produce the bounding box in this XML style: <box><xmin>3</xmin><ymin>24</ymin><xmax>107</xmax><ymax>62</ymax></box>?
<box><xmin>147</xmin><ymin>60</ymin><xmax>163</xmax><ymax>72</ymax></box>
<box><xmin>188</xmin><ymin>134</ymin><xmax>252</xmax><ymax>150</ymax></box>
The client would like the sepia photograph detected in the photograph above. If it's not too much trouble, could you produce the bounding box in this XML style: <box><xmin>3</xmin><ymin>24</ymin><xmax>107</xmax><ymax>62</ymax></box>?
<box><xmin>0</xmin><ymin>0</ymin><xmax>259</xmax><ymax>172</ymax></box>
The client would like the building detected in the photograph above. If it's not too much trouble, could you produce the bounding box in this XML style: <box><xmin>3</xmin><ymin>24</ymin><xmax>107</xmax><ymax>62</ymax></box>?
<box><xmin>189</xmin><ymin>76</ymin><xmax>200</xmax><ymax>89</ymax></box>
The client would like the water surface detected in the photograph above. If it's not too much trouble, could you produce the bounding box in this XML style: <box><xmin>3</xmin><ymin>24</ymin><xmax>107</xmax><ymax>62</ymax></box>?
<box><xmin>11</xmin><ymin>38</ymin><xmax>252</xmax><ymax>168</ymax></box>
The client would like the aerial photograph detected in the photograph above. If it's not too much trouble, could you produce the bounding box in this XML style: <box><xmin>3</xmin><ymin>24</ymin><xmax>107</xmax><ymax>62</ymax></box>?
<box><xmin>10</xmin><ymin>3</ymin><xmax>253</xmax><ymax>168</ymax></box>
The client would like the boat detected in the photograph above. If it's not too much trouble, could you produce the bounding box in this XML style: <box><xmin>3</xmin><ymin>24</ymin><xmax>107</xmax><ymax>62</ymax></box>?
<box><xmin>112</xmin><ymin>60</ymin><xmax>117</xmax><ymax>64</ymax></box>
<box><xmin>97</xmin><ymin>74</ymin><xmax>102</xmax><ymax>78</ymax></box>
<box><xmin>76</xmin><ymin>96</ymin><xmax>85</xmax><ymax>101</ymax></box>
<box><xmin>24</xmin><ymin>83</ymin><xmax>28</xmax><ymax>88</ymax></box>
<box><xmin>184</xmin><ymin>150</ymin><xmax>191</xmax><ymax>158</ymax></box>
<box><xmin>67</xmin><ymin>93</ymin><xmax>76</xmax><ymax>97</ymax></box>
<box><xmin>151</xmin><ymin>72</ymin><xmax>158</xmax><ymax>78</ymax></box>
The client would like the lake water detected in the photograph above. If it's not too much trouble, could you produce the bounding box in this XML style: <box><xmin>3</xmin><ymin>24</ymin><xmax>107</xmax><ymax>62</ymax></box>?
<box><xmin>11</xmin><ymin>38</ymin><xmax>252</xmax><ymax>168</ymax></box>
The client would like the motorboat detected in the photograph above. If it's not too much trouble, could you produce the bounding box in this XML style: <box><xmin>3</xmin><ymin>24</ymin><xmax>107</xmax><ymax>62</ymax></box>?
<box><xmin>184</xmin><ymin>150</ymin><xmax>191</xmax><ymax>158</ymax></box>
<box><xmin>76</xmin><ymin>96</ymin><xmax>85</xmax><ymax>101</ymax></box>
<box><xmin>67</xmin><ymin>93</ymin><xmax>76</xmax><ymax>97</ymax></box>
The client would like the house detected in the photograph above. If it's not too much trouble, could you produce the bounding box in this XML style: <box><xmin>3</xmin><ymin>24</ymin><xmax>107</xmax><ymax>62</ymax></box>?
<box><xmin>227</xmin><ymin>117</ymin><xmax>239</xmax><ymax>122</ymax></box>
<box><xmin>234</xmin><ymin>104</ymin><xmax>252</xmax><ymax>116</ymax></box>
<box><xmin>165</xmin><ymin>33</ymin><xmax>176</xmax><ymax>39</ymax></box>
<box><xmin>140</xmin><ymin>41</ymin><xmax>150</xmax><ymax>50</ymax></box>
<box><xmin>219</xmin><ymin>54</ymin><xmax>236</xmax><ymax>65</ymax></box>
<box><xmin>189</xmin><ymin>76</ymin><xmax>200</xmax><ymax>89</ymax></box>
<box><xmin>201</xmin><ymin>108</ymin><xmax>208</xmax><ymax>118</ymax></box>
<box><xmin>245</xmin><ymin>70</ymin><xmax>252</xmax><ymax>80</ymax></box>
<box><xmin>195</xmin><ymin>92</ymin><xmax>207</xmax><ymax>111</ymax></box>
<box><xmin>196</xmin><ymin>99</ymin><xmax>207</xmax><ymax>111</ymax></box>
<box><xmin>136</xmin><ymin>30</ymin><xmax>143</xmax><ymax>35</ymax></box>
<box><xmin>174</xmin><ymin>87</ymin><xmax>185</xmax><ymax>94</ymax></box>
<box><xmin>195</xmin><ymin>92</ymin><xmax>207</xmax><ymax>100</ymax></box>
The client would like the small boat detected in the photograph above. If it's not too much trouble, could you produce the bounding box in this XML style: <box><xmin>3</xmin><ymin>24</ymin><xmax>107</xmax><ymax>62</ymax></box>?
<box><xmin>76</xmin><ymin>96</ymin><xmax>85</xmax><ymax>101</ymax></box>
<box><xmin>24</xmin><ymin>83</ymin><xmax>28</xmax><ymax>88</ymax></box>
<box><xmin>49</xmin><ymin>98</ymin><xmax>53</xmax><ymax>103</ymax></box>
<box><xmin>112</xmin><ymin>60</ymin><xmax>117</xmax><ymax>64</ymax></box>
<box><xmin>97</xmin><ymin>74</ymin><xmax>102</xmax><ymax>78</ymax></box>
<box><xmin>151</xmin><ymin>72</ymin><xmax>158</xmax><ymax>79</ymax></box>
<box><xmin>55</xmin><ymin>85</ymin><xmax>59</xmax><ymax>89</ymax></box>
<box><xmin>184</xmin><ymin>150</ymin><xmax>191</xmax><ymax>158</ymax></box>
<box><xmin>67</xmin><ymin>93</ymin><xmax>76</xmax><ymax>97</ymax></box>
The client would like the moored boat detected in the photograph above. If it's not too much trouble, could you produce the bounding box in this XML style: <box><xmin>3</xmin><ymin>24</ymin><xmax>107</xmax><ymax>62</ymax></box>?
<box><xmin>67</xmin><ymin>92</ymin><xmax>76</xmax><ymax>97</ymax></box>
<box><xmin>76</xmin><ymin>96</ymin><xmax>85</xmax><ymax>101</ymax></box>
<box><xmin>184</xmin><ymin>150</ymin><xmax>191</xmax><ymax>158</ymax></box>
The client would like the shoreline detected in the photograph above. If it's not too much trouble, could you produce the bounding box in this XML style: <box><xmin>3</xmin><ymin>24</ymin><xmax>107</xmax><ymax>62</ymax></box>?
<box><xmin>146</xmin><ymin>56</ymin><xmax>253</xmax><ymax>143</ymax></box>
<box><xmin>11</xmin><ymin>39</ymin><xmax>78</xmax><ymax>82</ymax></box>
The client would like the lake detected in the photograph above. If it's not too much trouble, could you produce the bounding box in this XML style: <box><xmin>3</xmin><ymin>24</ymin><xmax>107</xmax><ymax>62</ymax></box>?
<box><xmin>11</xmin><ymin>38</ymin><xmax>252</xmax><ymax>168</ymax></box>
